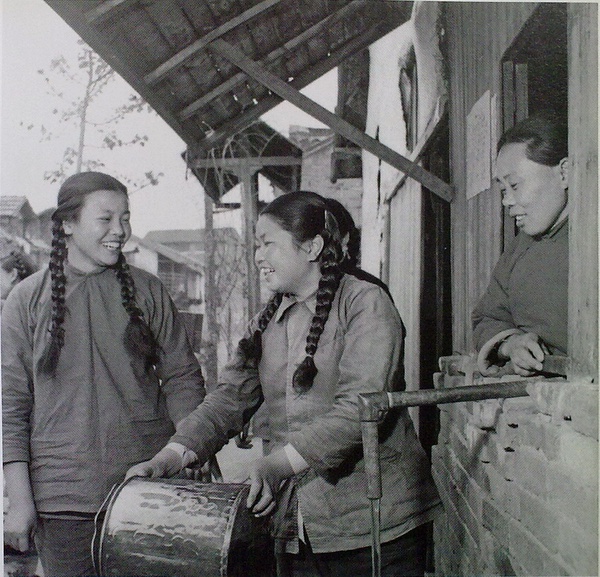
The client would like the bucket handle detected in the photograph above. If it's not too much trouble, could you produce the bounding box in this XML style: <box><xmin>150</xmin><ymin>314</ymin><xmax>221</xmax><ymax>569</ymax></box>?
<box><xmin>91</xmin><ymin>480</ymin><xmax>127</xmax><ymax>575</ymax></box>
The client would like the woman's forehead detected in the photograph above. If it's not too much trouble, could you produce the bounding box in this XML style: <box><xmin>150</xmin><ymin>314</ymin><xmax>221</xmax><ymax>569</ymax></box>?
<box><xmin>255</xmin><ymin>214</ymin><xmax>283</xmax><ymax>236</ymax></box>
<box><xmin>495</xmin><ymin>143</ymin><xmax>541</xmax><ymax>180</ymax></box>
<box><xmin>81</xmin><ymin>189</ymin><xmax>129</xmax><ymax>211</ymax></box>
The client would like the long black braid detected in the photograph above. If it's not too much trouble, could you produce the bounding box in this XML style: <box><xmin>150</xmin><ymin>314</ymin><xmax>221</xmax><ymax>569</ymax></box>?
<box><xmin>40</xmin><ymin>219</ymin><xmax>68</xmax><ymax>374</ymax></box>
<box><xmin>114</xmin><ymin>252</ymin><xmax>160</xmax><ymax>370</ymax></box>
<box><xmin>237</xmin><ymin>292</ymin><xmax>283</xmax><ymax>368</ymax></box>
<box><xmin>40</xmin><ymin>171</ymin><xmax>159</xmax><ymax>375</ymax></box>
<box><xmin>0</xmin><ymin>248</ymin><xmax>37</xmax><ymax>282</ymax></box>
<box><xmin>293</xmin><ymin>223</ymin><xmax>343</xmax><ymax>392</ymax></box>
<box><xmin>235</xmin><ymin>191</ymin><xmax>343</xmax><ymax>392</ymax></box>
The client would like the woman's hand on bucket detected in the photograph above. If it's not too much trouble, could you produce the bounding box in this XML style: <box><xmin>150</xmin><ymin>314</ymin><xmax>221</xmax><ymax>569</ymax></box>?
<box><xmin>247</xmin><ymin>451</ymin><xmax>294</xmax><ymax>517</ymax></box>
<box><xmin>125</xmin><ymin>446</ymin><xmax>185</xmax><ymax>480</ymax></box>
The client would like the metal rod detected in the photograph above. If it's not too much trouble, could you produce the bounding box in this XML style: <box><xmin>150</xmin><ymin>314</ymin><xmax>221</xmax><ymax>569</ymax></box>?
<box><xmin>388</xmin><ymin>380</ymin><xmax>530</xmax><ymax>408</ymax></box>
<box><xmin>369</xmin><ymin>499</ymin><xmax>381</xmax><ymax>577</ymax></box>
<box><xmin>359</xmin><ymin>396</ymin><xmax>388</xmax><ymax>577</ymax></box>
<box><xmin>358</xmin><ymin>380</ymin><xmax>531</xmax><ymax>577</ymax></box>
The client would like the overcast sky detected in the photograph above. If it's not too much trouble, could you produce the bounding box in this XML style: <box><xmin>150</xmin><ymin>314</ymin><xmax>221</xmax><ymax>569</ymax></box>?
<box><xmin>0</xmin><ymin>0</ymin><xmax>337</xmax><ymax>236</ymax></box>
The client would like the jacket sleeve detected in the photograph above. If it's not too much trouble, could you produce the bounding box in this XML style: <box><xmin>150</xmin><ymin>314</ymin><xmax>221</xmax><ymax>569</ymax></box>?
<box><xmin>287</xmin><ymin>285</ymin><xmax>405</xmax><ymax>477</ymax></box>
<box><xmin>145</xmin><ymin>276</ymin><xmax>206</xmax><ymax>426</ymax></box>
<box><xmin>472</xmin><ymin>242</ymin><xmax>520</xmax><ymax>351</ymax></box>
<box><xmin>2</xmin><ymin>288</ymin><xmax>35</xmax><ymax>464</ymax></box>
<box><xmin>169</xmin><ymin>329</ymin><xmax>264</xmax><ymax>465</ymax></box>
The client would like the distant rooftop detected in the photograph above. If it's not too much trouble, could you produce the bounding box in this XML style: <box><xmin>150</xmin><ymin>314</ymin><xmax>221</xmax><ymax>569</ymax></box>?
<box><xmin>0</xmin><ymin>196</ymin><xmax>36</xmax><ymax>220</ymax></box>
<box><xmin>288</xmin><ymin>126</ymin><xmax>335</xmax><ymax>153</ymax></box>
<box><xmin>144</xmin><ymin>227</ymin><xmax>239</xmax><ymax>245</ymax></box>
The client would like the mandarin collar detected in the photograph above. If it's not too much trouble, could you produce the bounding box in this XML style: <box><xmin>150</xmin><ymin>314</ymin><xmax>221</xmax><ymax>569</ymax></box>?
<box><xmin>65</xmin><ymin>261</ymin><xmax>112</xmax><ymax>278</ymax></box>
<box><xmin>535</xmin><ymin>215</ymin><xmax>568</xmax><ymax>241</ymax></box>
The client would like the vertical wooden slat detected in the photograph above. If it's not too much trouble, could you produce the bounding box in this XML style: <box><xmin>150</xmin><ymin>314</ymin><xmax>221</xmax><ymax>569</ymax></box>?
<box><xmin>568</xmin><ymin>3</ymin><xmax>598</xmax><ymax>379</ymax></box>
<box><xmin>502</xmin><ymin>61</ymin><xmax>515</xmax><ymax>129</ymax></box>
<box><xmin>515</xmin><ymin>62</ymin><xmax>529</xmax><ymax>121</ymax></box>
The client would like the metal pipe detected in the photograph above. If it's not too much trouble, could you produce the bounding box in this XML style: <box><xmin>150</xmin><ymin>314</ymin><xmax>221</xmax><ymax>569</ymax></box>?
<box><xmin>358</xmin><ymin>393</ymin><xmax>389</xmax><ymax>577</ymax></box>
<box><xmin>358</xmin><ymin>380</ymin><xmax>531</xmax><ymax>577</ymax></box>
<box><xmin>387</xmin><ymin>379</ymin><xmax>529</xmax><ymax>408</ymax></box>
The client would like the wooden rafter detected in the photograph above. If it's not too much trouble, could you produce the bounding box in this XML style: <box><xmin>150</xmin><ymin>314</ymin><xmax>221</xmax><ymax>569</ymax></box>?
<box><xmin>144</xmin><ymin>0</ymin><xmax>281</xmax><ymax>86</ymax></box>
<box><xmin>46</xmin><ymin>1</ymin><xmax>197</xmax><ymax>145</ymax></box>
<box><xmin>211</xmin><ymin>39</ymin><xmax>454</xmax><ymax>202</ymax></box>
<box><xmin>385</xmin><ymin>103</ymin><xmax>449</xmax><ymax>202</ymax></box>
<box><xmin>197</xmin><ymin>20</ymin><xmax>388</xmax><ymax>150</ymax></box>
<box><xmin>190</xmin><ymin>156</ymin><xmax>302</xmax><ymax>169</ymax></box>
<box><xmin>84</xmin><ymin>0</ymin><xmax>136</xmax><ymax>23</ymax></box>
<box><xmin>179</xmin><ymin>0</ymin><xmax>367</xmax><ymax>121</ymax></box>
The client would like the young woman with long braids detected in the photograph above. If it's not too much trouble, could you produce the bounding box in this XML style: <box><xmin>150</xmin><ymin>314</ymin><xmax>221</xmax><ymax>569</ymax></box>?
<box><xmin>2</xmin><ymin>172</ymin><xmax>205</xmax><ymax>576</ymax></box>
<box><xmin>128</xmin><ymin>191</ymin><xmax>441</xmax><ymax>577</ymax></box>
<box><xmin>0</xmin><ymin>239</ymin><xmax>37</xmax><ymax>306</ymax></box>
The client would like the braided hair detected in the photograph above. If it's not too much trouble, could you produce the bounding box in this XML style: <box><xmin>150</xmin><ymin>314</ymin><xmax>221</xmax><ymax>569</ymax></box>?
<box><xmin>237</xmin><ymin>191</ymin><xmax>343</xmax><ymax>392</ymax></box>
<box><xmin>40</xmin><ymin>171</ymin><xmax>159</xmax><ymax>375</ymax></box>
<box><xmin>1</xmin><ymin>249</ymin><xmax>37</xmax><ymax>282</ymax></box>
<box><xmin>323</xmin><ymin>197</ymin><xmax>361</xmax><ymax>270</ymax></box>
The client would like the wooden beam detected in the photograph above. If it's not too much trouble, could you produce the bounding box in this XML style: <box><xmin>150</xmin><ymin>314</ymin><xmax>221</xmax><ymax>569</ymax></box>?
<box><xmin>385</xmin><ymin>103</ymin><xmax>448</xmax><ymax>202</ymax></box>
<box><xmin>144</xmin><ymin>0</ymin><xmax>281</xmax><ymax>85</ymax></box>
<box><xmin>211</xmin><ymin>39</ymin><xmax>454</xmax><ymax>202</ymax></box>
<box><xmin>45</xmin><ymin>0</ymin><xmax>198</xmax><ymax>146</ymax></box>
<box><xmin>179</xmin><ymin>0</ymin><xmax>367</xmax><ymax>121</ymax></box>
<box><xmin>197</xmin><ymin>21</ymin><xmax>390</xmax><ymax>150</ymax></box>
<box><xmin>568</xmin><ymin>2</ymin><xmax>598</xmax><ymax>379</ymax></box>
<box><xmin>190</xmin><ymin>156</ymin><xmax>302</xmax><ymax>169</ymax></box>
<box><xmin>239</xmin><ymin>157</ymin><xmax>261</xmax><ymax>319</ymax></box>
<box><xmin>84</xmin><ymin>0</ymin><xmax>135</xmax><ymax>23</ymax></box>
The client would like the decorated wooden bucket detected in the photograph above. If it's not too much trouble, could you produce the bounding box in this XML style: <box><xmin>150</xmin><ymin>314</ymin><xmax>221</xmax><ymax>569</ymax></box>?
<box><xmin>93</xmin><ymin>478</ymin><xmax>273</xmax><ymax>577</ymax></box>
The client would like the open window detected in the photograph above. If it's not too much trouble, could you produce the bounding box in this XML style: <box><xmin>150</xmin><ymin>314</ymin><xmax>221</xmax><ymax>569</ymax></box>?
<box><xmin>500</xmin><ymin>3</ymin><xmax>568</xmax><ymax>247</ymax></box>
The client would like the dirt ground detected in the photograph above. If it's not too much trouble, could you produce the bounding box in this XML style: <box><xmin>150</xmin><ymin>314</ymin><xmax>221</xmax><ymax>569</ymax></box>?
<box><xmin>2</xmin><ymin>437</ymin><xmax>264</xmax><ymax>577</ymax></box>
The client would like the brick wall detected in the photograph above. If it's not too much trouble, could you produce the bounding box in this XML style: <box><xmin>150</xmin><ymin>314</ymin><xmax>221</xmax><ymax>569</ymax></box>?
<box><xmin>432</xmin><ymin>376</ymin><xmax>598</xmax><ymax>576</ymax></box>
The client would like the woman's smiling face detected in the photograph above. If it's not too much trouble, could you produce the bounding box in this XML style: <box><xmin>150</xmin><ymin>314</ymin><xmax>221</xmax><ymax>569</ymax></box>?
<box><xmin>254</xmin><ymin>214</ymin><xmax>320</xmax><ymax>299</ymax></box>
<box><xmin>495</xmin><ymin>142</ymin><xmax>568</xmax><ymax>237</ymax></box>
<box><xmin>63</xmin><ymin>189</ymin><xmax>131</xmax><ymax>272</ymax></box>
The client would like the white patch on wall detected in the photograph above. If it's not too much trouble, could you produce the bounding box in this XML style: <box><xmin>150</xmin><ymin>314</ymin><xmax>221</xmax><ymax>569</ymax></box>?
<box><xmin>466</xmin><ymin>90</ymin><xmax>498</xmax><ymax>199</ymax></box>
<box><xmin>413</xmin><ymin>1</ymin><xmax>447</xmax><ymax>132</ymax></box>
<box><xmin>361</xmin><ymin>24</ymin><xmax>412</xmax><ymax>275</ymax></box>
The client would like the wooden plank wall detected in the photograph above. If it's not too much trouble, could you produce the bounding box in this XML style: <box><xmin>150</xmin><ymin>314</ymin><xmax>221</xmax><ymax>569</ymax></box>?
<box><xmin>568</xmin><ymin>3</ymin><xmax>598</xmax><ymax>379</ymax></box>
<box><xmin>444</xmin><ymin>2</ymin><xmax>537</xmax><ymax>353</ymax></box>
<box><xmin>388</xmin><ymin>178</ymin><xmax>422</xmax><ymax>426</ymax></box>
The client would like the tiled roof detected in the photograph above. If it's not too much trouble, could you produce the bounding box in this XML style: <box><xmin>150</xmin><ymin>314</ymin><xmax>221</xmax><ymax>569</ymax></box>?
<box><xmin>144</xmin><ymin>227</ymin><xmax>239</xmax><ymax>244</ymax></box>
<box><xmin>0</xmin><ymin>196</ymin><xmax>33</xmax><ymax>218</ymax></box>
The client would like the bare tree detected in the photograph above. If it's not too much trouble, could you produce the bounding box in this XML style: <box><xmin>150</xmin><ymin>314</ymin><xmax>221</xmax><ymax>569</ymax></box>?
<box><xmin>25</xmin><ymin>39</ymin><xmax>162</xmax><ymax>190</ymax></box>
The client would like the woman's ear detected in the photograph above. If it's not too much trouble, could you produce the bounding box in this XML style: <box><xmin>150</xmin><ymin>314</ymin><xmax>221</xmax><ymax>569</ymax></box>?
<box><xmin>559</xmin><ymin>157</ymin><xmax>569</xmax><ymax>188</ymax></box>
<box><xmin>62</xmin><ymin>219</ymin><xmax>74</xmax><ymax>235</ymax></box>
<box><xmin>306</xmin><ymin>235</ymin><xmax>325</xmax><ymax>262</ymax></box>
<box><xmin>8</xmin><ymin>268</ymin><xmax>18</xmax><ymax>285</ymax></box>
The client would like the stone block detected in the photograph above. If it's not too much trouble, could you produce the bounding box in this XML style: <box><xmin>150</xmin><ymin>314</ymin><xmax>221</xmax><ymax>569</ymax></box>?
<box><xmin>513</xmin><ymin>446</ymin><xmax>548</xmax><ymax>497</ymax></box>
<box><xmin>560</xmin><ymin>383</ymin><xmax>599</xmax><ymax>440</ymax></box>
<box><xmin>497</xmin><ymin>411</ymin><xmax>521</xmax><ymax>450</ymax></box>
<box><xmin>520</xmin><ymin>412</ymin><xmax>560</xmax><ymax>460</ymax></box>
<box><xmin>558</xmin><ymin>426</ymin><xmax>599</xmax><ymax>484</ymax></box>
<box><xmin>501</xmin><ymin>396</ymin><xmax>538</xmax><ymax>423</ymax></box>
<box><xmin>558</xmin><ymin>514</ymin><xmax>599</xmax><ymax>576</ymax></box>
<box><xmin>518</xmin><ymin>487</ymin><xmax>559</xmax><ymax>553</ymax></box>
<box><xmin>526</xmin><ymin>380</ymin><xmax>564</xmax><ymax>415</ymax></box>
<box><xmin>508</xmin><ymin>517</ymin><xmax>551</xmax><ymax>577</ymax></box>
<box><xmin>547</xmin><ymin>461</ymin><xmax>599</xmax><ymax>535</ymax></box>
<box><xmin>472</xmin><ymin>398</ymin><xmax>503</xmax><ymax>430</ymax></box>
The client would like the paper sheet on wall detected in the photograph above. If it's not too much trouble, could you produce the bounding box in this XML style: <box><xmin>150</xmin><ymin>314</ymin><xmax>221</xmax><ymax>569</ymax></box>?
<box><xmin>466</xmin><ymin>90</ymin><xmax>492</xmax><ymax>200</ymax></box>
